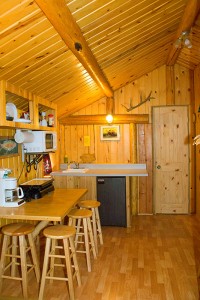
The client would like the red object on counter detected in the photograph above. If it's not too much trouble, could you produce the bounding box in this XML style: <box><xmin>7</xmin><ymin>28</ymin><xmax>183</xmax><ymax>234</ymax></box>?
<box><xmin>43</xmin><ymin>154</ymin><xmax>52</xmax><ymax>175</ymax></box>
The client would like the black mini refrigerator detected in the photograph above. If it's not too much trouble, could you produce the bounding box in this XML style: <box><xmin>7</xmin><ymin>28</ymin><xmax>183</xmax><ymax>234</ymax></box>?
<box><xmin>96</xmin><ymin>176</ymin><xmax>126</xmax><ymax>227</ymax></box>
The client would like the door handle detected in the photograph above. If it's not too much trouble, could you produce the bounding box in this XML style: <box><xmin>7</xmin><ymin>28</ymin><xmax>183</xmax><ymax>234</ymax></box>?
<box><xmin>156</xmin><ymin>165</ymin><xmax>161</xmax><ymax>169</ymax></box>
<box><xmin>97</xmin><ymin>178</ymin><xmax>105</xmax><ymax>184</ymax></box>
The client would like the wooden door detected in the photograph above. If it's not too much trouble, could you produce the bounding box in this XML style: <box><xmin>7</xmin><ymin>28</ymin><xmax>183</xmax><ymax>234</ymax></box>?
<box><xmin>153</xmin><ymin>106</ymin><xmax>189</xmax><ymax>214</ymax></box>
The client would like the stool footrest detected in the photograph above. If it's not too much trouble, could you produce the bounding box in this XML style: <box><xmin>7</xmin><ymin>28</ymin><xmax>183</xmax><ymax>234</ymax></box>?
<box><xmin>5</xmin><ymin>254</ymin><xmax>20</xmax><ymax>259</ymax></box>
<box><xmin>45</xmin><ymin>275</ymin><xmax>69</xmax><ymax>282</ymax></box>
<box><xmin>2</xmin><ymin>275</ymin><xmax>22</xmax><ymax>281</ymax></box>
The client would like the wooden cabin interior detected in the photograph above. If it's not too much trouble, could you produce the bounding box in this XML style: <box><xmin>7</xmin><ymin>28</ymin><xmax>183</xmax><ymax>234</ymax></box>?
<box><xmin>1</xmin><ymin>0</ymin><xmax>200</xmax><ymax>299</ymax></box>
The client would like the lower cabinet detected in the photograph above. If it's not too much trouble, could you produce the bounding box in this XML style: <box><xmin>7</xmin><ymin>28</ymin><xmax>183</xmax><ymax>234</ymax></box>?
<box><xmin>52</xmin><ymin>174</ymin><xmax>131</xmax><ymax>227</ymax></box>
<box><xmin>96</xmin><ymin>176</ymin><xmax>126</xmax><ymax>227</ymax></box>
<box><xmin>52</xmin><ymin>175</ymin><xmax>97</xmax><ymax>199</ymax></box>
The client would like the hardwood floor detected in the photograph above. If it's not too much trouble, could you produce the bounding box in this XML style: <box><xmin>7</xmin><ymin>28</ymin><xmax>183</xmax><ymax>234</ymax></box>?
<box><xmin>0</xmin><ymin>214</ymin><xmax>200</xmax><ymax>300</ymax></box>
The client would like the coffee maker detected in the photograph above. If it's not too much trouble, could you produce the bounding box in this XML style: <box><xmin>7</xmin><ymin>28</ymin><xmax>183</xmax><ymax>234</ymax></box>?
<box><xmin>0</xmin><ymin>170</ymin><xmax>25</xmax><ymax>207</ymax></box>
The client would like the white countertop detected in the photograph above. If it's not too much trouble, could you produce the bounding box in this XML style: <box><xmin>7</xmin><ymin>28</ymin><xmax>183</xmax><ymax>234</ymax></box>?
<box><xmin>51</xmin><ymin>163</ymin><xmax>148</xmax><ymax>177</ymax></box>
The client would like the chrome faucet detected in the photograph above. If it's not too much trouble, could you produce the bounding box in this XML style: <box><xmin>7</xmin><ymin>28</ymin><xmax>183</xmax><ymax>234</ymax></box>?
<box><xmin>70</xmin><ymin>161</ymin><xmax>79</xmax><ymax>169</ymax></box>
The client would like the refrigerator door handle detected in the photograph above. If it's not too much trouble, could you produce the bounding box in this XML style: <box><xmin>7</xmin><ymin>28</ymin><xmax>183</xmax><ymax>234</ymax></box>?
<box><xmin>97</xmin><ymin>178</ymin><xmax>105</xmax><ymax>184</ymax></box>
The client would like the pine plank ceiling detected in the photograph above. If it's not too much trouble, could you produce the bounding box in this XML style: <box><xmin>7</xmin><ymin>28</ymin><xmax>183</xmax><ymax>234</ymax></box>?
<box><xmin>0</xmin><ymin>0</ymin><xmax>200</xmax><ymax>119</ymax></box>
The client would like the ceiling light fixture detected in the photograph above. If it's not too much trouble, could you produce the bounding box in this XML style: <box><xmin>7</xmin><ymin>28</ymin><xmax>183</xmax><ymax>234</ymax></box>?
<box><xmin>174</xmin><ymin>31</ymin><xmax>192</xmax><ymax>49</ymax></box>
<box><xmin>106</xmin><ymin>114</ymin><xmax>113</xmax><ymax>124</ymax></box>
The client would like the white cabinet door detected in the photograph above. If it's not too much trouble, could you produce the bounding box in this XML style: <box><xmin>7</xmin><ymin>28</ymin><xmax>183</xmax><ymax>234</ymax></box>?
<box><xmin>153</xmin><ymin>106</ymin><xmax>189</xmax><ymax>214</ymax></box>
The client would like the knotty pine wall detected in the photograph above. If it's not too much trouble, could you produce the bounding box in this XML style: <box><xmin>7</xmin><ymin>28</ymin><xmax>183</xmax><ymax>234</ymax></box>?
<box><xmin>0</xmin><ymin>128</ymin><xmax>44</xmax><ymax>184</ymax></box>
<box><xmin>0</xmin><ymin>63</ymin><xmax>196</xmax><ymax>216</ymax></box>
<box><xmin>0</xmin><ymin>128</ymin><xmax>40</xmax><ymax>227</ymax></box>
<box><xmin>194</xmin><ymin>64</ymin><xmax>200</xmax><ymax>214</ymax></box>
<box><xmin>58</xmin><ymin>64</ymin><xmax>195</xmax><ymax>215</ymax></box>
<box><xmin>0</xmin><ymin>127</ymin><xmax>57</xmax><ymax>184</ymax></box>
<box><xmin>0</xmin><ymin>128</ymin><xmax>57</xmax><ymax>228</ymax></box>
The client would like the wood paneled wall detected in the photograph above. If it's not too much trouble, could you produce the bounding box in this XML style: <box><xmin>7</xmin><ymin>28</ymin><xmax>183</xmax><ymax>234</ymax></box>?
<box><xmin>0</xmin><ymin>128</ymin><xmax>58</xmax><ymax>185</ymax></box>
<box><xmin>194</xmin><ymin>64</ymin><xmax>200</xmax><ymax>213</ymax></box>
<box><xmin>0</xmin><ymin>63</ymin><xmax>195</xmax><ymax>216</ymax></box>
<box><xmin>0</xmin><ymin>128</ymin><xmax>56</xmax><ymax>229</ymax></box>
<box><xmin>138</xmin><ymin>124</ymin><xmax>152</xmax><ymax>214</ymax></box>
<box><xmin>59</xmin><ymin>64</ymin><xmax>195</xmax><ymax>214</ymax></box>
<box><xmin>0</xmin><ymin>128</ymin><xmax>44</xmax><ymax>184</ymax></box>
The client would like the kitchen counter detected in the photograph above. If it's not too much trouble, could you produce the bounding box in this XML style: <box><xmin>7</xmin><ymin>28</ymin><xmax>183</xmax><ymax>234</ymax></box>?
<box><xmin>0</xmin><ymin>188</ymin><xmax>87</xmax><ymax>221</ymax></box>
<box><xmin>0</xmin><ymin>188</ymin><xmax>87</xmax><ymax>237</ymax></box>
<box><xmin>50</xmin><ymin>164</ymin><xmax>147</xmax><ymax>228</ymax></box>
<box><xmin>51</xmin><ymin>163</ymin><xmax>148</xmax><ymax>177</ymax></box>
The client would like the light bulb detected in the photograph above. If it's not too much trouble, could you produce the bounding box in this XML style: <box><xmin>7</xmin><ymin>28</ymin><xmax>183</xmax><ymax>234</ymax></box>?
<box><xmin>106</xmin><ymin>114</ymin><xmax>113</xmax><ymax>123</ymax></box>
<box><xmin>184</xmin><ymin>38</ymin><xmax>192</xmax><ymax>48</ymax></box>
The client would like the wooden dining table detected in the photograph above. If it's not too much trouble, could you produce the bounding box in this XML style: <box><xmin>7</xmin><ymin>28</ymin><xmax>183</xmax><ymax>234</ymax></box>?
<box><xmin>0</xmin><ymin>188</ymin><xmax>87</xmax><ymax>237</ymax></box>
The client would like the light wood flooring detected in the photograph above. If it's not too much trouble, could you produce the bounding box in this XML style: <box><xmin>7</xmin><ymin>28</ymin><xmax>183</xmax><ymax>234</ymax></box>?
<box><xmin>0</xmin><ymin>214</ymin><xmax>200</xmax><ymax>300</ymax></box>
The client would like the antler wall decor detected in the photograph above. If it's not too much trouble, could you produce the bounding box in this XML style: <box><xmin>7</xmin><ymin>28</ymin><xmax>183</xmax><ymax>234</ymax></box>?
<box><xmin>121</xmin><ymin>91</ymin><xmax>155</xmax><ymax>112</ymax></box>
<box><xmin>193</xmin><ymin>134</ymin><xmax>200</xmax><ymax>145</ymax></box>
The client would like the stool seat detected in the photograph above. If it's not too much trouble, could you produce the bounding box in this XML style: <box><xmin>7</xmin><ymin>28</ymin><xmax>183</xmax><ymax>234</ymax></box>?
<box><xmin>43</xmin><ymin>225</ymin><xmax>76</xmax><ymax>239</ymax></box>
<box><xmin>2</xmin><ymin>222</ymin><xmax>35</xmax><ymax>236</ymax></box>
<box><xmin>79</xmin><ymin>200</ymin><xmax>100</xmax><ymax>209</ymax></box>
<box><xmin>78</xmin><ymin>200</ymin><xmax>103</xmax><ymax>254</ymax></box>
<box><xmin>0</xmin><ymin>222</ymin><xmax>40</xmax><ymax>300</ymax></box>
<box><xmin>68</xmin><ymin>208</ymin><xmax>92</xmax><ymax>218</ymax></box>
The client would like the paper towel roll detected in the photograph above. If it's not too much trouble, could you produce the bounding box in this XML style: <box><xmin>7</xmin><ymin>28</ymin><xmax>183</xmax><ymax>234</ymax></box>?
<box><xmin>14</xmin><ymin>130</ymin><xmax>34</xmax><ymax>144</ymax></box>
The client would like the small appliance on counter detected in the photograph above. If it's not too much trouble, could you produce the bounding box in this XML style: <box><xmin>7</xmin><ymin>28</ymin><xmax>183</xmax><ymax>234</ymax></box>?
<box><xmin>20</xmin><ymin>178</ymin><xmax>54</xmax><ymax>201</ymax></box>
<box><xmin>0</xmin><ymin>170</ymin><xmax>25</xmax><ymax>207</ymax></box>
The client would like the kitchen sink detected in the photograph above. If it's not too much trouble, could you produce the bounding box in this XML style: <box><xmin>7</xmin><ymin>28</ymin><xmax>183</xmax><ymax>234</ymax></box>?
<box><xmin>62</xmin><ymin>169</ymin><xmax>88</xmax><ymax>173</ymax></box>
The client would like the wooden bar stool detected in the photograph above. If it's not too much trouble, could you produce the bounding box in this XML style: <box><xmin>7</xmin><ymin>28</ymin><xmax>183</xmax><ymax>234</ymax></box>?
<box><xmin>78</xmin><ymin>200</ymin><xmax>103</xmax><ymax>254</ymax></box>
<box><xmin>68</xmin><ymin>208</ymin><xmax>97</xmax><ymax>272</ymax></box>
<box><xmin>0</xmin><ymin>222</ymin><xmax>40</xmax><ymax>300</ymax></box>
<box><xmin>38</xmin><ymin>225</ymin><xmax>81</xmax><ymax>300</ymax></box>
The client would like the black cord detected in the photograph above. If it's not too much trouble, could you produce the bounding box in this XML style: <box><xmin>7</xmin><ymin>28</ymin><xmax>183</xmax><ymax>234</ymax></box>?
<box><xmin>17</xmin><ymin>157</ymin><xmax>26</xmax><ymax>183</ymax></box>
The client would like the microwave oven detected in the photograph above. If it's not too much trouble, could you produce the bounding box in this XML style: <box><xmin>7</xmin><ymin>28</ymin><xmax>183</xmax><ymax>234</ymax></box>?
<box><xmin>23</xmin><ymin>131</ymin><xmax>57</xmax><ymax>153</ymax></box>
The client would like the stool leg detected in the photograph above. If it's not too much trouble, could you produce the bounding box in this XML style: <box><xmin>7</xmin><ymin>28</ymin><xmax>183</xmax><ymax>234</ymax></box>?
<box><xmin>75</xmin><ymin>218</ymin><xmax>82</xmax><ymax>248</ymax></box>
<box><xmin>50</xmin><ymin>238</ymin><xmax>56</xmax><ymax>282</ymax></box>
<box><xmin>68</xmin><ymin>218</ymin><xmax>80</xmax><ymax>249</ymax></box>
<box><xmin>91</xmin><ymin>208</ymin><xmax>98</xmax><ymax>254</ymax></box>
<box><xmin>19</xmin><ymin>235</ymin><xmax>28</xmax><ymax>299</ymax></box>
<box><xmin>0</xmin><ymin>235</ymin><xmax>9</xmax><ymax>292</ymax></box>
<box><xmin>63</xmin><ymin>238</ymin><xmax>75</xmax><ymax>300</ymax></box>
<box><xmin>11</xmin><ymin>236</ymin><xmax>18</xmax><ymax>277</ymax></box>
<box><xmin>83</xmin><ymin>218</ymin><xmax>91</xmax><ymax>272</ymax></box>
<box><xmin>68</xmin><ymin>217</ymin><xmax>72</xmax><ymax>226</ymax></box>
<box><xmin>28</xmin><ymin>233</ymin><xmax>40</xmax><ymax>282</ymax></box>
<box><xmin>35</xmin><ymin>235</ymin><xmax>40</xmax><ymax>262</ymax></box>
<box><xmin>95</xmin><ymin>207</ymin><xmax>103</xmax><ymax>245</ymax></box>
<box><xmin>87</xmin><ymin>217</ymin><xmax>97</xmax><ymax>260</ymax></box>
<box><xmin>39</xmin><ymin>237</ymin><xmax>51</xmax><ymax>300</ymax></box>
<box><xmin>69</xmin><ymin>236</ymin><xmax>81</xmax><ymax>286</ymax></box>
<box><xmin>68</xmin><ymin>218</ymin><xmax>76</xmax><ymax>229</ymax></box>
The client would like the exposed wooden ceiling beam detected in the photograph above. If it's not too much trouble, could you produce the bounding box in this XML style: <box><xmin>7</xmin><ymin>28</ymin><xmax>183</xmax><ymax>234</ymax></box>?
<box><xmin>59</xmin><ymin>114</ymin><xmax>149</xmax><ymax>125</ymax></box>
<box><xmin>167</xmin><ymin>0</ymin><xmax>200</xmax><ymax>66</ymax></box>
<box><xmin>34</xmin><ymin>0</ymin><xmax>113</xmax><ymax>98</ymax></box>
<box><xmin>106</xmin><ymin>97</ymin><xmax>114</xmax><ymax>115</ymax></box>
